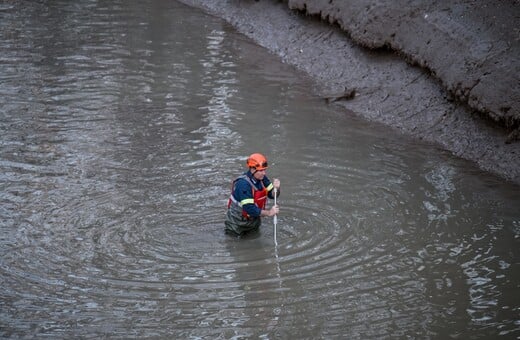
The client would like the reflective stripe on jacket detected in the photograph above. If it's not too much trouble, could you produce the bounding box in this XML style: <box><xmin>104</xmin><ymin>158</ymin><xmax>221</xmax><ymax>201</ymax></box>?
<box><xmin>227</xmin><ymin>174</ymin><xmax>268</xmax><ymax>219</ymax></box>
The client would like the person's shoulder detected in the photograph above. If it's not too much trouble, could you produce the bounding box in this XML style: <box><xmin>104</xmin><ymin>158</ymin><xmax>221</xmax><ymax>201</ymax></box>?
<box><xmin>235</xmin><ymin>174</ymin><xmax>252</xmax><ymax>186</ymax></box>
<box><xmin>234</xmin><ymin>174</ymin><xmax>254</xmax><ymax>197</ymax></box>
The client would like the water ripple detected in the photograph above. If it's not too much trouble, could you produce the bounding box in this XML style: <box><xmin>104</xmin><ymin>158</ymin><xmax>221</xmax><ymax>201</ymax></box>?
<box><xmin>1</xmin><ymin>0</ymin><xmax>519</xmax><ymax>339</ymax></box>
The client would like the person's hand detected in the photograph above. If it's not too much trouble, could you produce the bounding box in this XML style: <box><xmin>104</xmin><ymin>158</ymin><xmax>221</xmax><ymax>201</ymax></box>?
<box><xmin>270</xmin><ymin>205</ymin><xmax>279</xmax><ymax>216</ymax></box>
<box><xmin>262</xmin><ymin>205</ymin><xmax>279</xmax><ymax>217</ymax></box>
<box><xmin>273</xmin><ymin>178</ymin><xmax>280</xmax><ymax>190</ymax></box>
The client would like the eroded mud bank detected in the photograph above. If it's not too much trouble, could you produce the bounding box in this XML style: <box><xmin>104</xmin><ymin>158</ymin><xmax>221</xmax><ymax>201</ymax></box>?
<box><xmin>287</xmin><ymin>0</ymin><xmax>520</xmax><ymax>129</ymax></box>
<box><xmin>178</xmin><ymin>0</ymin><xmax>520</xmax><ymax>184</ymax></box>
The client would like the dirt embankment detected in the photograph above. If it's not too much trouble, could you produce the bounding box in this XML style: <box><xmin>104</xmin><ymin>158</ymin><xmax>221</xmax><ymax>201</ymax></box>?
<box><xmin>179</xmin><ymin>0</ymin><xmax>520</xmax><ymax>184</ymax></box>
<box><xmin>288</xmin><ymin>0</ymin><xmax>520</xmax><ymax>130</ymax></box>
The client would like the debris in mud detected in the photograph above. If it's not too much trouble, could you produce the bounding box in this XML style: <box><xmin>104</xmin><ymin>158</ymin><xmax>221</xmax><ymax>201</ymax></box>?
<box><xmin>324</xmin><ymin>87</ymin><xmax>357</xmax><ymax>103</ymax></box>
<box><xmin>506</xmin><ymin>128</ymin><xmax>520</xmax><ymax>144</ymax></box>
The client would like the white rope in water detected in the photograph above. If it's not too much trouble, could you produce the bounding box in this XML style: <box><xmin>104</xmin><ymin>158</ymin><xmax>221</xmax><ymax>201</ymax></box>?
<box><xmin>274</xmin><ymin>187</ymin><xmax>278</xmax><ymax>246</ymax></box>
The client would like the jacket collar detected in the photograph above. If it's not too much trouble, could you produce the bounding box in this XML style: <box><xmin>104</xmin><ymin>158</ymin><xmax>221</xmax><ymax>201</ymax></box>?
<box><xmin>246</xmin><ymin>170</ymin><xmax>259</xmax><ymax>184</ymax></box>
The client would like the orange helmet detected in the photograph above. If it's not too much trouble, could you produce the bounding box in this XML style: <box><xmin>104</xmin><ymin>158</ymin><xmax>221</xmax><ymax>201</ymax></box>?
<box><xmin>246</xmin><ymin>153</ymin><xmax>268</xmax><ymax>170</ymax></box>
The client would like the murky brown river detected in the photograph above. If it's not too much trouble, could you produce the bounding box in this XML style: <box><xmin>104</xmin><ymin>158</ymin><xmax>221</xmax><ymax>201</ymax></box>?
<box><xmin>1</xmin><ymin>1</ymin><xmax>519</xmax><ymax>338</ymax></box>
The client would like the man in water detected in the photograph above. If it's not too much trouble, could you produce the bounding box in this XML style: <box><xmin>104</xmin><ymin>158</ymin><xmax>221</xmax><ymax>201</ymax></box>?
<box><xmin>225</xmin><ymin>153</ymin><xmax>280</xmax><ymax>236</ymax></box>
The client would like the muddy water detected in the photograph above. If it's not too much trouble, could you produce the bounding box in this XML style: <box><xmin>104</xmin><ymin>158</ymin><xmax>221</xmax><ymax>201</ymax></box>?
<box><xmin>0</xmin><ymin>1</ymin><xmax>518</xmax><ymax>338</ymax></box>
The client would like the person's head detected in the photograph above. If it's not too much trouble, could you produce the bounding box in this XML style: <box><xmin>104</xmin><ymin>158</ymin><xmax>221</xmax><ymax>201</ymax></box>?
<box><xmin>247</xmin><ymin>153</ymin><xmax>268</xmax><ymax>180</ymax></box>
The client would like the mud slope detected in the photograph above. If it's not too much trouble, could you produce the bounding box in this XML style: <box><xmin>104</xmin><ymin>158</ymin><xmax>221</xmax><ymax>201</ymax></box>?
<box><xmin>178</xmin><ymin>0</ymin><xmax>520</xmax><ymax>184</ymax></box>
<box><xmin>288</xmin><ymin>0</ymin><xmax>520</xmax><ymax>128</ymax></box>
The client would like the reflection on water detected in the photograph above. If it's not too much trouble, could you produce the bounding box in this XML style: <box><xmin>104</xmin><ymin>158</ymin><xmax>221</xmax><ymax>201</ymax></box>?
<box><xmin>0</xmin><ymin>0</ymin><xmax>519</xmax><ymax>338</ymax></box>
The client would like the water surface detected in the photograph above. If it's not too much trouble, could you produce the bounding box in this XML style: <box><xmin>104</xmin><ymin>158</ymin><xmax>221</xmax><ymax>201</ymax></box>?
<box><xmin>0</xmin><ymin>1</ymin><xmax>519</xmax><ymax>338</ymax></box>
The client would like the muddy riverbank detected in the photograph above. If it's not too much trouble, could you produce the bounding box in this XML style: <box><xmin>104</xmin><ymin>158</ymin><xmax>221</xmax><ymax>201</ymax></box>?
<box><xmin>178</xmin><ymin>0</ymin><xmax>520</xmax><ymax>184</ymax></box>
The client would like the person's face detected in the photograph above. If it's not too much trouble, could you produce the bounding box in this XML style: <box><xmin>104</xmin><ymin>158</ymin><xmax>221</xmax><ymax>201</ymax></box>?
<box><xmin>252</xmin><ymin>168</ymin><xmax>266</xmax><ymax>180</ymax></box>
